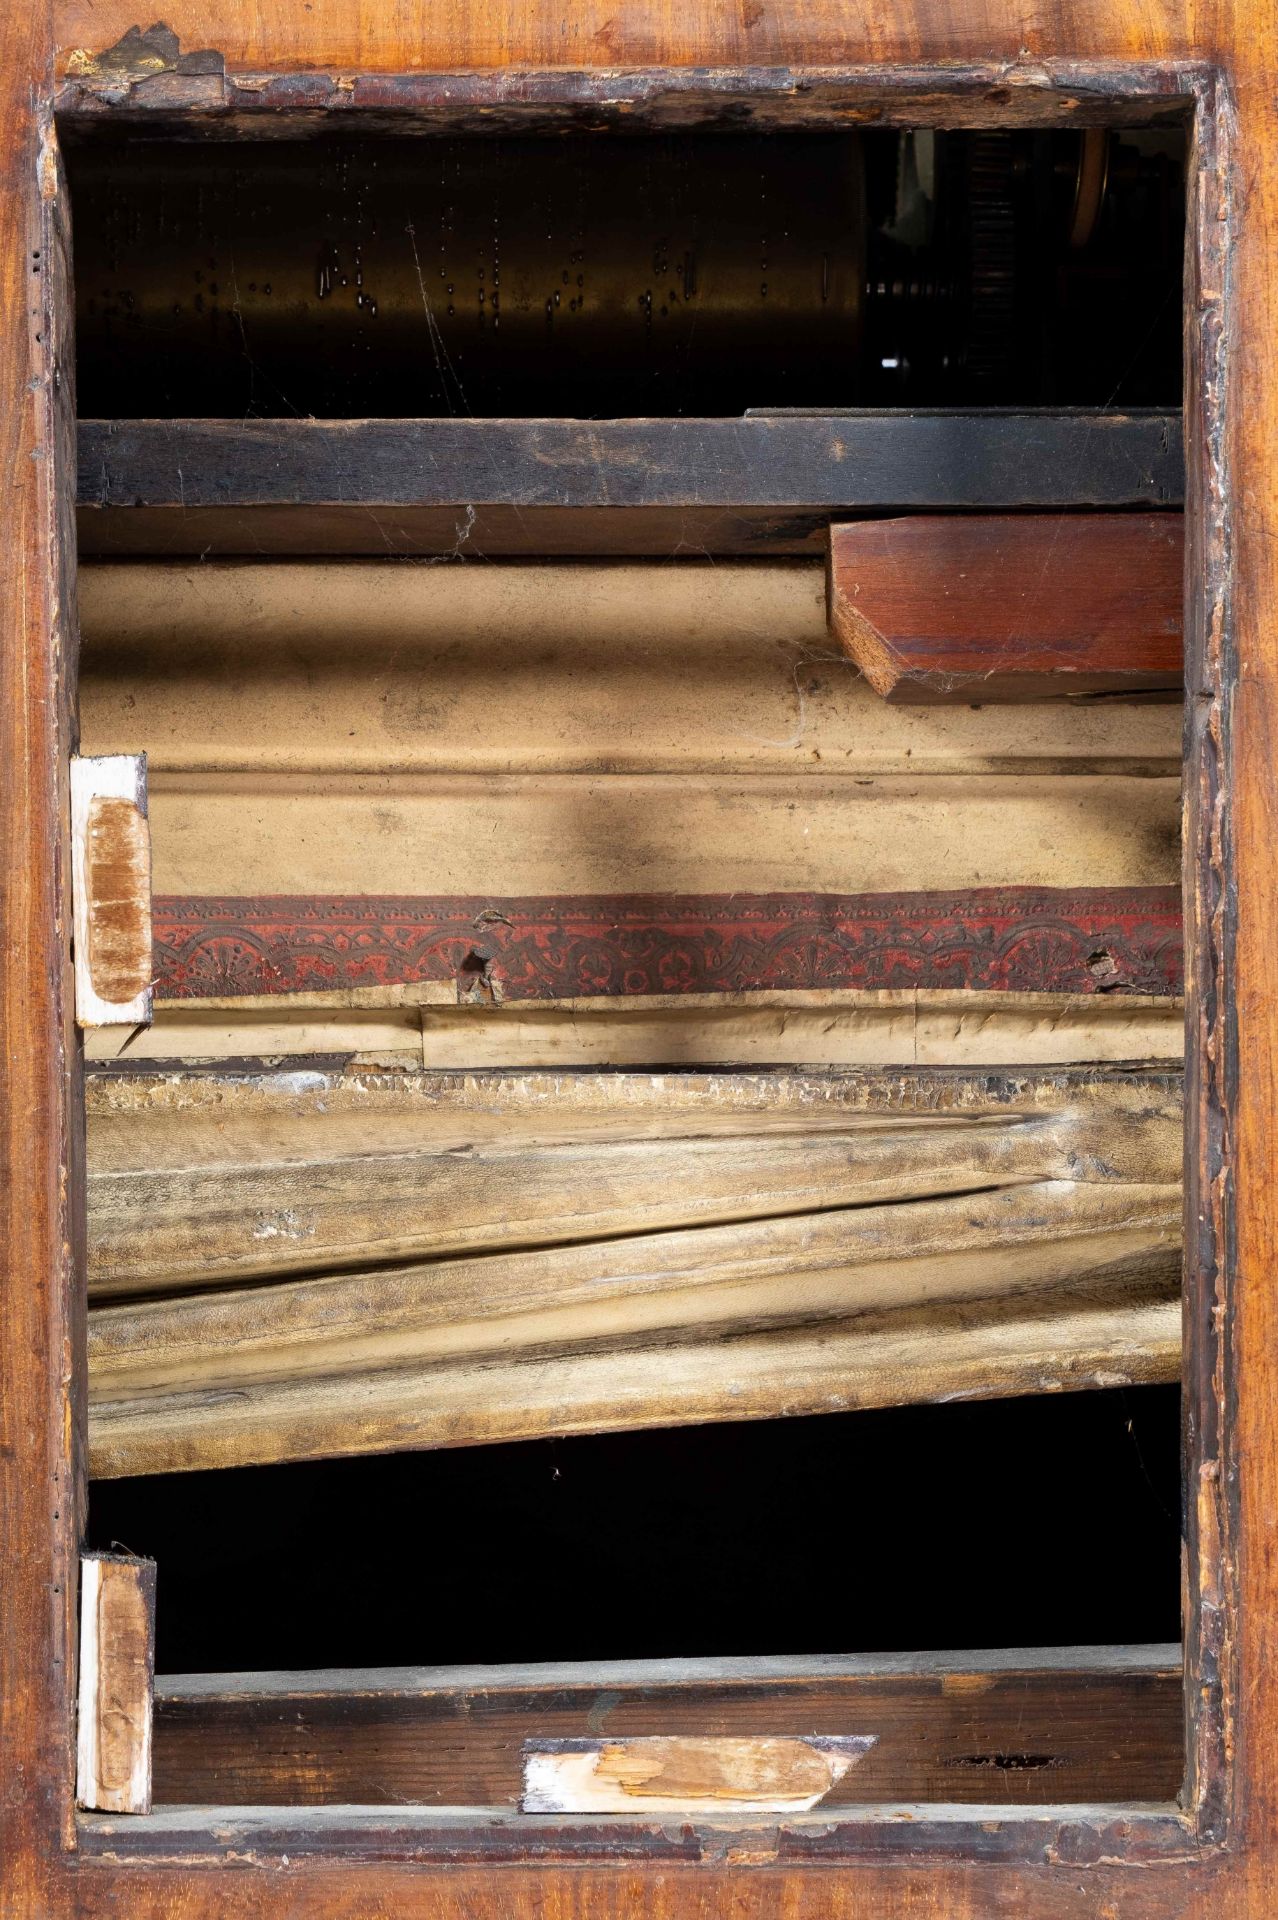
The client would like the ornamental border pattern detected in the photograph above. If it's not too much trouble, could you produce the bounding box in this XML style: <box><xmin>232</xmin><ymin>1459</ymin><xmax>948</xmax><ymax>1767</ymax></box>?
<box><xmin>150</xmin><ymin>887</ymin><xmax>1184</xmax><ymax>1001</ymax></box>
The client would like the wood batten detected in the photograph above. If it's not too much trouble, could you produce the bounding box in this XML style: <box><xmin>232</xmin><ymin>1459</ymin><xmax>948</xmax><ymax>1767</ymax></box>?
<box><xmin>148</xmin><ymin>1645</ymin><xmax>1184</xmax><ymax>1809</ymax></box>
<box><xmin>76</xmin><ymin>413</ymin><xmax>1184</xmax><ymax>559</ymax></box>
<box><xmin>126</xmin><ymin>773</ymin><xmax>1182</xmax><ymax>899</ymax></box>
<box><xmin>828</xmin><ymin>515</ymin><xmax>1184</xmax><ymax>702</ymax></box>
<box><xmin>85</xmin><ymin>1063</ymin><xmax>1182</xmax><ymax>1297</ymax></box>
<box><xmin>82</xmin><ymin>988</ymin><xmax>1186</xmax><ymax>1068</ymax></box>
<box><xmin>75</xmin><ymin>1553</ymin><xmax>156</xmax><ymax>1815</ymax></box>
<box><xmin>85</xmin><ymin>1066</ymin><xmax>1181</xmax><ymax>1475</ymax></box>
<box><xmin>77</xmin><ymin>560</ymin><xmax>1184</xmax><ymax>780</ymax></box>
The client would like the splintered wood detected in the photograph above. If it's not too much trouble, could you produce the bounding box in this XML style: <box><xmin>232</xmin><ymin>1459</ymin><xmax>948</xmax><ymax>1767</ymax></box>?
<box><xmin>76</xmin><ymin>1553</ymin><xmax>156</xmax><ymax>1814</ymax></box>
<box><xmin>69</xmin><ymin>755</ymin><xmax>152</xmax><ymax>1027</ymax></box>
<box><xmin>85</xmin><ymin>1067</ymin><xmax>1182</xmax><ymax>1476</ymax></box>
<box><xmin>520</xmin><ymin>1735</ymin><xmax>876</xmax><ymax>1814</ymax></box>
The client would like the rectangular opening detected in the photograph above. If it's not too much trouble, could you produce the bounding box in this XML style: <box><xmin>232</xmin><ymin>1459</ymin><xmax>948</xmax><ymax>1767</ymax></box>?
<box><xmin>67</xmin><ymin>126</ymin><xmax>1183</xmax><ymax>418</ymax></box>
<box><xmin>64</xmin><ymin>89</ymin><xmax>1200</xmax><ymax>1850</ymax></box>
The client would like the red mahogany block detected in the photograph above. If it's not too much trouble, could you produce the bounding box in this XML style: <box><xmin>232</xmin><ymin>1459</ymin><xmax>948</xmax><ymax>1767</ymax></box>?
<box><xmin>828</xmin><ymin>514</ymin><xmax>1184</xmax><ymax>702</ymax></box>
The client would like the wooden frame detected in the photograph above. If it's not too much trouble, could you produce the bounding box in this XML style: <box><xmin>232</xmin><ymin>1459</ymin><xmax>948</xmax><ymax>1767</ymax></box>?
<box><xmin>0</xmin><ymin>4</ymin><xmax>1262</xmax><ymax>1913</ymax></box>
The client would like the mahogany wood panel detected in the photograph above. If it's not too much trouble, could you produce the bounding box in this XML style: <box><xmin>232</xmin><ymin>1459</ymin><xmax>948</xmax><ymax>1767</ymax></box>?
<box><xmin>75</xmin><ymin>414</ymin><xmax>1184</xmax><ymax>560</ymax></box>
<box><xmin>1</xmin><ymin>21</ymin><xmax>1273</xmax><ymax>1920</ymax></box>
<box><xmin>829</xmin><ymin>515</ymin><xmax>1184</xmax><ymax>701</ymax></box>
<box><xmin>0</xmin><ymin>0</ymin><xmax>82</xmax><ymax>1911</ymax></box>
<box><xmin>150</xmin><ymin>1649</ymin><xmax>1182</xmax><ymax>1810</ymax></box>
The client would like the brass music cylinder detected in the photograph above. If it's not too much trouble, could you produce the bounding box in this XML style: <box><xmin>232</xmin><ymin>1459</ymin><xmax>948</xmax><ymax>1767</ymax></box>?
<box><xmin>73</xmin><ymin>134</ymin><xmax>868</xmax><ymax>418</ymax></box>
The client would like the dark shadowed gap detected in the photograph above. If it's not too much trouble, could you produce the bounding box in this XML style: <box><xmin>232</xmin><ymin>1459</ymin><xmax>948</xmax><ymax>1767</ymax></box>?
<box><xmin>88</xmin><ymin>1385</ymin><xmax>1181</xmax><ymax>1673</ymax></box>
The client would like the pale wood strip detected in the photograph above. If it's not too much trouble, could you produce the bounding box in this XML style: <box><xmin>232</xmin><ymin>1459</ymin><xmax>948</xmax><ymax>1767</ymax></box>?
<box><xmin>86</xmin><ymin>1067</ymin><xmax>1180</xmax><ymax>1298</ymax></box>
<box><xmin>140</xmin><ymin>772</ymin><xmax>1180</xmax><ymax>897</ymax></box>
<box><xmin>520</xmin><ymin>1735</ymin><xmax>875</xmax><ymax>1813</ymax></box>
<box><xmin>75</xmin><ymin>1553</ymin><xmax>156</xmax><ymax>1815</ymax></box>
<box><xmin>69</xmin><ymin>755</ymin><xmax>153</xmax><ymax>1028</ymax></box>
<box><xmin>86</xmin><ymin>1284</ymin><xmax>1181</xmax><ymax>1479</ymax></box>
<box><xmin>81</xmin><ymin>990</ymin><xmax>1185</xmax><ymax>1068</ymax></box>
<box><xmin>78</xmin><ymin>561</ymin><xmax>1182</xmax><ymax>778</ymax></box>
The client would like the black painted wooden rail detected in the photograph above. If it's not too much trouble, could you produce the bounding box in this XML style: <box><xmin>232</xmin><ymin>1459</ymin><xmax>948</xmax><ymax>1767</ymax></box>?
<box><xmin>76</xmin><ymin>410</ymin><xmax>1184</xmax><ymax>557</ymax></box>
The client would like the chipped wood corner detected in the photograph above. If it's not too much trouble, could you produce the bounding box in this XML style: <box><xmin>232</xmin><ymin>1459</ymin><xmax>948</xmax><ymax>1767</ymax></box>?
<box><xmin>520</xmin><ymin>1735</ymin><xmax>878</xmax><ymax>1815</ymax></box>
<box><xmin>75</xmin><ymin>1552</ymin><xmax>157</xmax><ymax>1816</ymax></box>
<box><xmin>70</xmin><ymin>754</ymin><xmax>153</xmax><ymax>1029</ymax></box>
<box><xmin>63</xmin><ymin>22</ymin><xmax>225</xmax><ymax>88</ymax></box>
<box><xmin>827</xmin><ymin>515</ymin><xmax>1185</xmax><ymax>703</ymax></box>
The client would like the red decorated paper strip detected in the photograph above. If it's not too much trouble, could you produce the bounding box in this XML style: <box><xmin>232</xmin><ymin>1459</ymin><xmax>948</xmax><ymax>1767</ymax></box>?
<box><xmin>150</xmin><ymin>888</ymin><xmax>1183</xmax><ymax>1003</ymax></box>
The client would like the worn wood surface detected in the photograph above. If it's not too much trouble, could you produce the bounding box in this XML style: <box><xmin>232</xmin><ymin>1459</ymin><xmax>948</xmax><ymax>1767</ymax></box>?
<box><xmin>78</xmin><ymin>502</ymin><xmax>848</xmax><ymax>560</ymax></box>
<box><xmin>828</xmin><ymin>516</ymin><xmax>1184</xmax><ymax>701</ymax></box>
<box><xmin>0</xmin><ymin>1</ymin><xmax>84</xmax><ymax>1908</ymax></box>
<box><xmin>86</xmin><ymin>1065</ymin><xmax>1181</xmax><ymax>1473</ymax></box>
<box><xmin>148</xmin><ymin>1647</ymin><xmax>1184</xmax><ymax>1810</ymax></box>
<box><xmin>75</xmin><ymin>1555</ymin><xmax>155</xmax><ymax>1816</ymax></box>
<box><xmin>87</xmin><ymin>1282</ymin><xmax>1179</xmax><ymax>1478</ymax></box>
<box><xmin>76</xmin><ymin>414</ymin><xmax>1184</xmax><ymax>559</ymax></box>
<box><xmin>85</xmin><ymin>1064</ymin><xmax>1181</xmax><ymax>1297</ymax></box>
<box><xmin>129</xmin><ymin>772</ymin><xmax>1181</xmax><ymax>899</ymax></box>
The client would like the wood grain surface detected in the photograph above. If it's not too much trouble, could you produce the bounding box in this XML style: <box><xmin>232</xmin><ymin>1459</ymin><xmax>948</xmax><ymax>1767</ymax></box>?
<box><xmin>75</xmin><ymin>1555</ymin><xmax>155</xmax><ymax>1816</ymax></box>
<box><xmin>83</xmin><ymin>1064</ymin><xmax>1183</xmax><ymax>1297</ymax></box>
<box><xmin>85</xmin><ymin>1064</ymin><xmax>1182</xmax><ymax>1474</ymax></box>
<box><xmin>69</xmin><ymin>757</ymin><xmax>152</xmax><ymax>1026</ymax></box>
<box><xmin>78</xmin><ymin>560</ymin><xmax>1184</xmax><ymax>779</ymax></box>
<box><xmin>520</xmin><ymin>1735</ymin><xmax>875</xmax><ymax>1813</ymax></box>
<box><xmin>828</xmin><ymin>515</ymin><xmax>1184</xmax><ymax>701</ymax></box>
<box><xmin>148</xmin><ymin>1647</ymin><xmax>1185</xmax><ymax>1810</ymax></box>
<box><xmin>75</xmin><ymin>414</ymin><xmax>1184</xmax><ymax>561</ymax></box>
<box><xmin>83</xmin><ymin>984</ymin><xmax>1187</xmax><ymax>1069</ymax></box>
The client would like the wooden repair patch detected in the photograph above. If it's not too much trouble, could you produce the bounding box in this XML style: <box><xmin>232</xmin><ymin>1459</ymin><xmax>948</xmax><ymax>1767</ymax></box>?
<box><xmin>76</xmin><ymin>1552</ymin><xmax>156</xmax><ymax>1814</ymax></box>
<box><xmin>86</xmin><ymin>796</ymin><xmax>152</xmax><ymax>1003</ymax></box>
<box><xmin>521</xmin><ymin>1734</ymin><xmax>877</xmax><ymax>1813</ymax></box>
<box><xmin>71</xmin><ymin>755</ymin><xmax>153</xmax><ymax>1028</ymax></box>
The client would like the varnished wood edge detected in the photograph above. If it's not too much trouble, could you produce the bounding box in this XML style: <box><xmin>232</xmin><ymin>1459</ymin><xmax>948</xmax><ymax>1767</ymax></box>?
<box><xmin>54</xmin><ymin>56</ymin><xmax>1211</xmax><ymax>133</ymax></box>
<box><xmin>0</xmin><ymin>42</ymin><xmax>85</xmax><ymax>1910</ymax></box>
<box><xmin>1180</xmin><ymin>67</ymin><xmax>1238</xmax><ymax>1848</ymax></box>
<box><xmin>11</xmin><ymin>57</ymin><xmax>1240</xmax><ymax>1909</ymax></box>
<box><xmin>73</xmin><ymin>1800</ymin><xmax>1197</xmax><ymax>1870</ymax></box>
